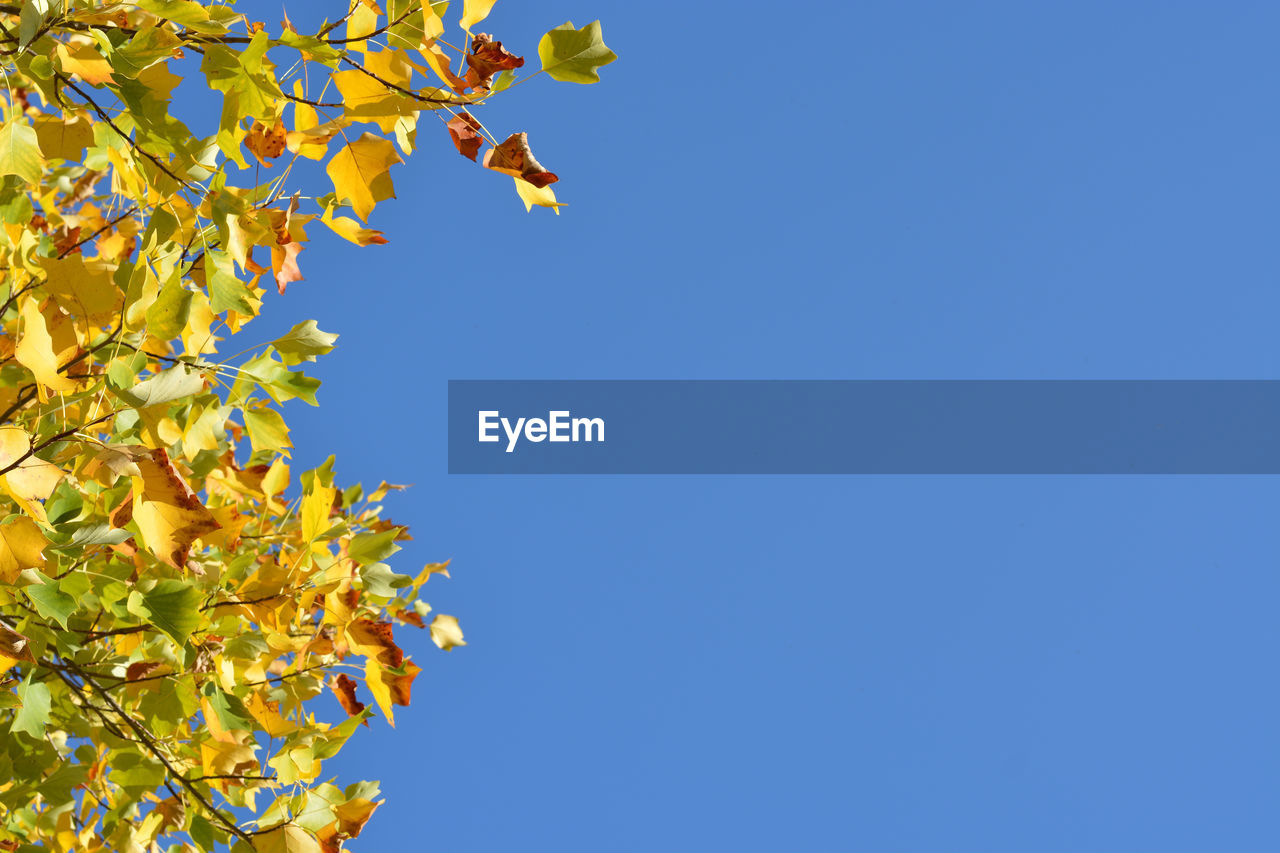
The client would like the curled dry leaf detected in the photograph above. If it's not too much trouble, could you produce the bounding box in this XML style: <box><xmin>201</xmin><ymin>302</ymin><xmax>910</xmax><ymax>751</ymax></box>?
<box><xmin>465</xmin><ymin>33</ymin><xmax>524</xmax><ymax>91</ymax></box>
<box><xmin>0</xmin><ymin>622</ymin><xmax>35</xmax><ymax>664</ymax></box>
<box><xmin>482</xmin><ymin>132</ymin><xmax>559</xmax><ymax>188</ymax></box>
<box><xmin>331</xmin><ymin>673</ymin><xmax>367</xmax><ymax>722</ymax></box>
<box><xmin>447</xmin><ymin>112</ymin><xmax>484</xmax><ymax>161</ymax></box>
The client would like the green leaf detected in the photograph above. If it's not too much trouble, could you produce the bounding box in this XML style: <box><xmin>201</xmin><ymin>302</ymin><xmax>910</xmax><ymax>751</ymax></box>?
<box><xmin>10</xmin><ymin>675</ymin><xmax>51</xmax><ymax>738</ymax></box>
<box><xmin>273</xmin><ymin>320</ymin><xmax>339</xmax><ymax>366</ymax></box>
<box><xmin>128</xmin><ymin>579</ymin><xmax>202</xmax><ymax>646</ymax></box>
<box><xmin>18</xmin><ymin>1</ymin><xmax>45</xmax><ymax>50</ymax></box>
<box><xmin>52</xmin><ymin>522</ymin><xmax>131</xmax><ymax>548</ymax></box>
<box><xmin>538</xmin><ymin>21</ymin><xmax>617</xmax><ymax>84</ymax></box>
<box><xmin>491</xmin><ymin>69</ymin><xmax>518</xmax><ymax>92</ymax></box>
<box><xmin>26</xmin><ymin>575</ymin><xmax>77</xmax><ymax>629</ymax></box>
<box><xmin>207</xmin><ymin>248</ymin><xmax>257</xmax><ymax>315</ymax></box>
<box><xmin>145</xmin><ymin>281</ymin><xmax>194</xmax><ymax>341</ymax></box>
<box><xmin>201</xmin><ymin>682</ymin><xmax>254</xmax><ymax>731</ymax></box>
<box><xmin>361</xmin><ymin>563</ymin><xmax>412</xmax><ymax>599</ymax></box>
<box><xmin>110</xmin><ymin>26</ymin><xmax>183</xmax><ymax>78</ymax></box>
<box><xmin>0</xmin><ymin>119</ymin><xmax>41</xmax><ymax>185</ymax></box>
<box><xmin>243</xmin><ymin>404</ymin><xmax>292</xmax><ymax>456</ymax></box>
<box><xmin>114</xmin><ymin>364</ymin><xmax>206</xmax><ymax>408</ymax></box>
<box><xmin>348</xmin><ymin>529</ymin><xmax>403</xmax><ymax>566</ymax></box>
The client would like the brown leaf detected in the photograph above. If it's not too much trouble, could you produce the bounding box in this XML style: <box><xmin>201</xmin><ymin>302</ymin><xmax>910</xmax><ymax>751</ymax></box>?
<box><xmin>125</xmin><ymin>661</ymin><xmax>166</xmax><ymax>681</ymax></box>
<box><xmin>395</xmin><ymin>608</ymin><xmax>426</xmax><ymax>629</ymax></box>
<box><xmin>388</xmin><ymin>660</ymin><xmax>420</xmax><ymax>706</ymax></box>
<box><xmin>464</xmin><ymin>33</ymin><xmax>524</xmax><ymax>91</ymax></box>
<box><xmin>346</xmin><ymin>618</ymin><xmax>403</xmax><ymax>667</ymax></box>
<box><xmin>0</xmin><ymin>622</ymin><xmax>35</xmax><ymax>664</ymax></box>
<box><xmin>245</xmin><ymin>120</ymin><xmax>288</xmax><ymax>166</ymax></box>
<box><xmin>482</xmin><ymin>132</ymin><xmax>559</xmax><ymax>188</ymax></box>
<box><xmin>447</xmin><ymin>112</ymin><xmax>484</xmax><ymax>162</ymax></box>
<box><xmin>330</xmin><ymin>673</ymin><xmax>367</xmax><ymax>722</ymax></box>
<box><xmin>110</xmin><ymin>493</ymin><xmax>134</xmax><ymax>528</ymax></box>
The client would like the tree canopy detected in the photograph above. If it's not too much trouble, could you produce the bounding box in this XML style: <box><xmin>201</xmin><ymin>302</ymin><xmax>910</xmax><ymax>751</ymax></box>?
<box><xmin>0</xmin><ymin>1</ymin><xmax>614</xmax><ymax>850</ymax></box>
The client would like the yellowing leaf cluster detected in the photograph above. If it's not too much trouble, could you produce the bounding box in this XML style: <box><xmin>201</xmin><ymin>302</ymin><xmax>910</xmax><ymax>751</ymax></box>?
<box><xmin>0</xmin><ymin>1</ymin><xmax>614</xmax><ymax>849</ymax></box>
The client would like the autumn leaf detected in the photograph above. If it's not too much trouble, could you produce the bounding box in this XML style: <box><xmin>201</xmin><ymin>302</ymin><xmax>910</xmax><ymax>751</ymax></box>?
<box><xmin>464</xmin><ymin>33</ymin><xmax>524</xmax><ymax>91</ymax></box>
<box><xmin>459</xmin><ymin>0</ymin><xmax>498</xmax><ymax>32</ymax></box>
<box><xmin>0</xmin><ymin>426</ymin><xmax>64</xmax><ymax>508</ymax></box>
<box><xmin>483</xmin><ymin>132</ymin><xmax>559</xmax><ymax>187</ymax></box>
<box><xmin>118</xmin><ymin>447</ymin><xmax>221</xmax><ymax>569</ymax></box>
<box><xmin>330</xmin><ymin>673</ymin><xmax>367</xmax><ymax>721</ymax></box>
<box><xmin>0</xmin><ymin>622</ymin><xmax>36</xmax><ymax>667</ymax></box>
<box><xmin>254</xmin><ymin>823</ymin><xmax>322</xmax><ymax>853</ymax></box>
<box><xmin>0</xmin><ymin>118</ymin><xmax>41</xmax><ymax>186</ymax></box>
<box><xmin>272</xmin><ymin>239</ymin><xmax>305</xmax><ymax>294</ymax></box>
<box><xmin>245</xmin><ymin>120</ymin><xmax>288</xmax><ymax>165</ymax></box>
<box><xmin>447</xmin><ymin>112</ymin><xmax>484</xmax><ymax>161</ymax></box>
<box><xmin>0</xmin><ymin>0</ymin><xmax>613</xmax><ymax>844</ymax></box>
<box><xmin>54</xmin><ymin>42</ymin><xmax>115</xmax><ymax>85</ymax></box>
<box><xmin>326</xmin><ymin>132</ymin><xmax>401</xmax><ymax>222</ymax></box>
<box><xmin>320</xmin><ymin>205</ymin><xmax>388</xmax><ymax>246</ymax></box>
<box><xmin>0</xmin><ymin>517</ymin><xmax>48</xmax><ymax>582</ymax></box>
<box><xmin>514</xmin><ymin>178</ymin><xmax>565</xmax><ymax>214</ymax></box>
<box><xmin>429</xmin><ymin>614</ymin><xmax>466</xmax><ymax>650</ymax></box>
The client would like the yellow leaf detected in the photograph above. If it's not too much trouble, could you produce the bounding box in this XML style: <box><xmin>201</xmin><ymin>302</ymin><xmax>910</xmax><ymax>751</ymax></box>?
<box><xmin>14</xmin><ymin>297</ymin><xmax>76</xmax><ymax>397</ymax></box>
<box><xmin>262</xmin><ymin>457</ymin><xmax>290</xmax><ymax>497</ymax></box>
<box><xmin>345</xmin><ymin>0</ymin><xmax>382</xmax><ymax>51</ymax></box>
<box><xmin>514</xmin><ymin>177</ymin><xmax>565</xmax><ymax>214</ymax></box>
<box><xmin>325</xmin><ymin>132</ymin><xmax>401</xmax><ymax>222</ymax></box>
<box><xmin>320</xmin><ymin>205</ymin><xmax>388</xmax><ymax>246</ymax></box>
<box><xmin>124</xmin><ymin>447</ymin><xmax>221</xmax><ymax>569</ymax></box>
<box><xmin>429</xmin><ymin>613</ymin><xmax>466</xmax><ymax>650</ymax></box>
<box><xmin>246</xmin><ymin>689</ymin><xmax>297</xmax><ymax>737</ymax></box>
<box><xmin>413</xmin><ymin>559</ymin><xmax>451</xmax><ymax>587</ymax></box>
<box><xmin>253</xmin><ymin>823</ymin><xmax>321</xmax><ymax>853</ymax></box>
<box><xmin>301</xmin><ymin>482</ymin><xmax>336</xmax><ymax>545</ymax></box>
<box><xmin>333</xmin><ymin>50</ymin><xmax>416</xmax><ymax>133</ymax></box>
<box><xmin>363</xmin><ymin>656</ymin><xmax>396</xmax><ymax>725</ymax></box>
<box><xmin>33</xmin><ymin>115</ymin><xmax>95</xmax><ymax>162</ymax></box>
<box><xmin>39</xmin><ymin>255</ymin><xmax>122</xmax><ymax>322</ymax></box>
<box><xmin>417</xmin><ymin>42</ymin><xmax>467</xmax><ymax>90</ymax></box>
<box><xmin>0</xmin><ymin>426</ymin><xmax>64</xmax><ymax>503</ymax></box>
<box><xmin>460</xmin><ymin>0</ymin><xmax>498</xmax><ymax>32</ymax></box>
<box><xmin>200</xmin><ymin>734</ymin><xmax>257</xmax><ymax>779</ymax></box>
<box><xmin>56</xmin><ymin>42</ymin><xmax>115</xmax><ymax>85</ymax></box>
<box><xmin>0</xmin><ymin>516</ymin><xmax>48</xmax><ymax>582</ymax></box>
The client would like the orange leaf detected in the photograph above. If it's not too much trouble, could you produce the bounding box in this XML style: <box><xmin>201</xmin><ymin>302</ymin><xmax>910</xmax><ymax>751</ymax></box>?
<box><xmin>245</xmin><ymin>120</ymin><xmax>287</xmax><ymax>165</ymax></box>
<box><xmin>446</xmin><ymin>112</ymin><xmax>483</xmax><ymax>161</ymax></box>
<box><xmin>330</xmin><ymin>673</ymin><xmax>367</xmax><ymax>722</ymax></box>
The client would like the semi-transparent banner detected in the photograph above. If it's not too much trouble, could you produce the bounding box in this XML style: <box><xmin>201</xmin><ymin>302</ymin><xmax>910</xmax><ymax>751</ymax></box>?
<box><xmin>447</xmin><ymin>381</ymin><xmax>1280</xmax><ymax>474</ymax></box>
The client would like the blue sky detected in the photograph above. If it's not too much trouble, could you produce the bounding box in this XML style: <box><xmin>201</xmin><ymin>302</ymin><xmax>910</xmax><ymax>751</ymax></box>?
<box><xmin>233</xmin><ymin>1</ymin><xmax>1278</xmax><ymax>850</ymax></box>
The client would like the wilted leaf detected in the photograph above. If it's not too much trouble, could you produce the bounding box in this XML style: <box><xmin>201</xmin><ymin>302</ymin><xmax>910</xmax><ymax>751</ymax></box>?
<box><xmin>446</xmin><ymin>112</ymin><xmax>483</xmax><ymax>161</ymax></box>
<box><xmin>483</xmin><ymin>132</ymin><xmax>558</xmax><ymax>187</ymax></box>
<box><xmin>464</xmin><ymin>33</ymin><xmax>523</xmax><ymax>91</ymax></box>
<box><xmin>330</xmin><ymin>673</ymin><xmax>367</xmax><ymax>720</ymax></box>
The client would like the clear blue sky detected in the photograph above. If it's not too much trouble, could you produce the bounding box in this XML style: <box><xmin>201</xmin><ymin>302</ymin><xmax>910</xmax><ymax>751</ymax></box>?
<box><xmin>236</xmin><ymin>1</ymin><xmax>1278</xmax><ymax>850</ymax></box>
